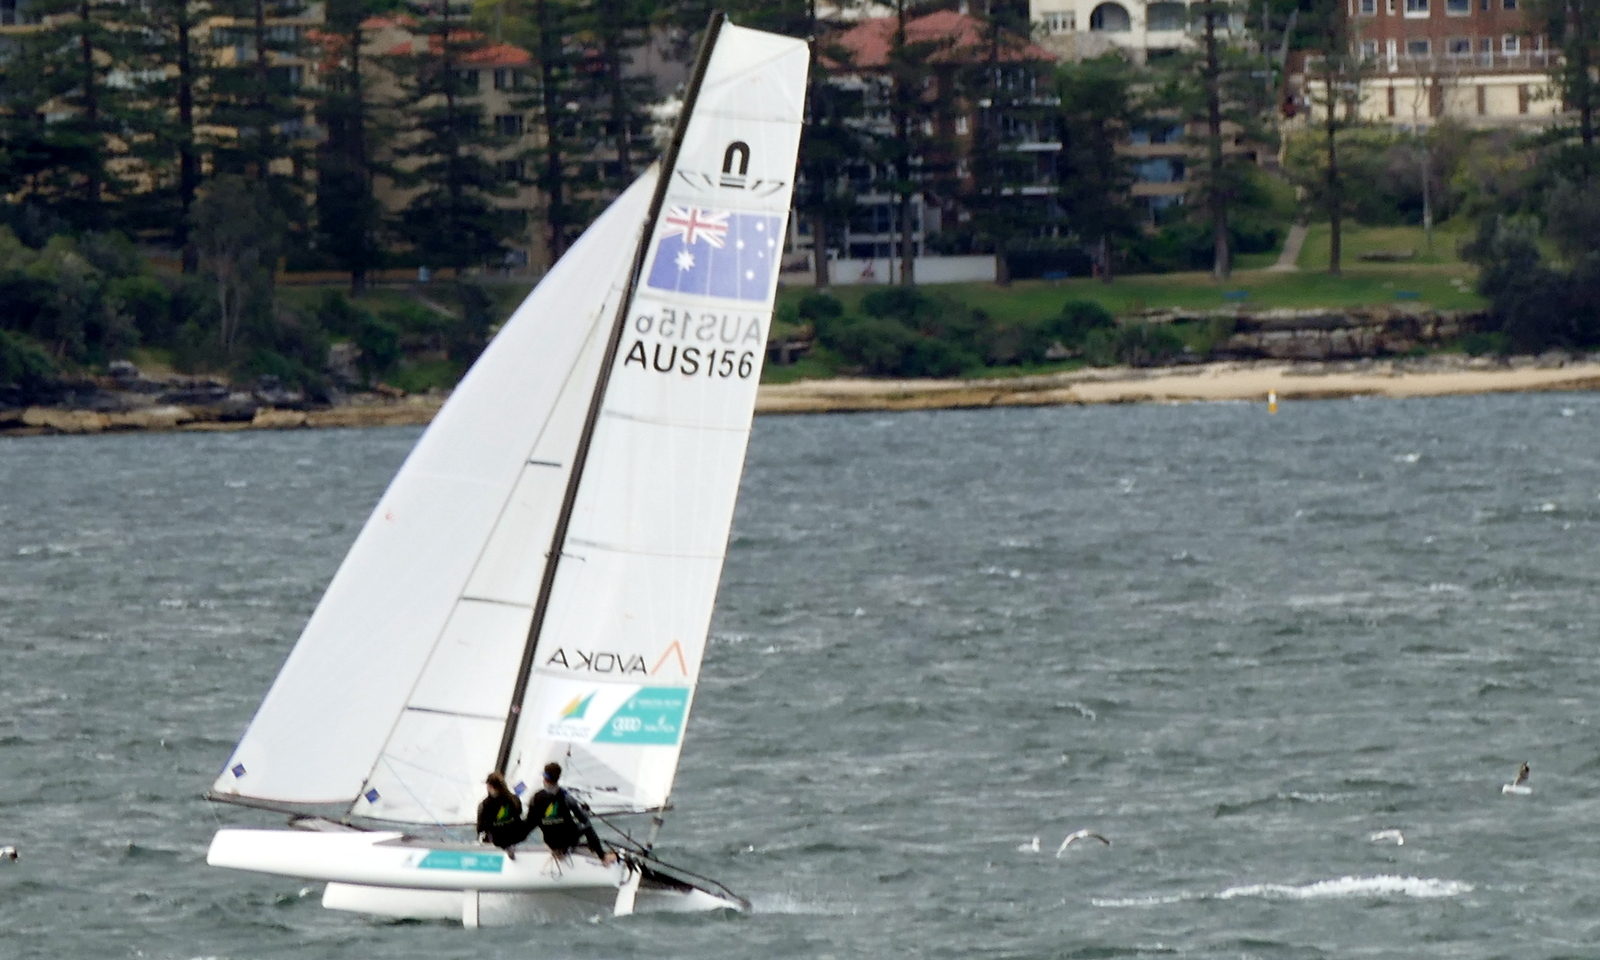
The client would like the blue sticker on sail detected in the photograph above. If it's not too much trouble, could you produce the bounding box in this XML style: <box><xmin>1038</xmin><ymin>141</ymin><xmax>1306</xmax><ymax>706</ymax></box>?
<box><xmin>645</xmin><ymin>208</ymin><xmax>782</xmax><ymax>302</ymax></box>
<box><xmin>416</xmin><ymin>850</ymin><xmax>505</xmax><ymax>873</ymax></box>
<box><xmin>364</xmin><ymin>788</ymin><xmax>380</xmax><ymax>803</ymax></box>
<box><xmin>593</xmin><ymin>687</ymin><xmax>691</xmax><ymax>745</ymax></box>
<box><xmin>230</xmin><ymin>764</ymin><xmax>246</xmax><ymax>778</ymax></box>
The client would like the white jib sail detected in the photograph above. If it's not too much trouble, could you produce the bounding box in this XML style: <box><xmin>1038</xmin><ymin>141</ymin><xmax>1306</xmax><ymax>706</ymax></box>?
<box><xmin>501</xmin><ymin>24</ymin><xmax>809</xmax><ymax>815</ymax></box>
<box><xmin>211</xmin><ymin>171</ymin><xmax>658</xmax><ymax>822</ymax></box>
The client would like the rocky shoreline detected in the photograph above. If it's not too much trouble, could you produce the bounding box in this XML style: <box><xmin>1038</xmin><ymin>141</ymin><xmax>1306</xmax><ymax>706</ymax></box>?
<box><xmin>0</xmin><ymin>363</ymin><xmax>444</xmax><ymax>437</ymax></box>
<box><xmin>7</xmin><ymin>352</ymin><xmax>1600</xmax><ymax>437</ymax></box>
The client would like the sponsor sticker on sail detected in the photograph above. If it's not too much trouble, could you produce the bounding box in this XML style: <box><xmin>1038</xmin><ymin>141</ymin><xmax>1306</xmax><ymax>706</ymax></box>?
<box><xmin>537</xmin><ymin>678</ymin><xmax>691</xmax><ymax>746</ymax></box>
<box><xmin>645</xmin><ymin>206</ymin><xmax>783</xmax><ymax>302</ymax></box>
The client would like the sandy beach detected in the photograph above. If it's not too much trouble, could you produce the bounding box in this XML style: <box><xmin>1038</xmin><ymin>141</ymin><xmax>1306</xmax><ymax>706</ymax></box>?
<box><xmin>755</xmin><ymin>357</ymin><xmax>1600</xmax><ymax>414</ymax></box>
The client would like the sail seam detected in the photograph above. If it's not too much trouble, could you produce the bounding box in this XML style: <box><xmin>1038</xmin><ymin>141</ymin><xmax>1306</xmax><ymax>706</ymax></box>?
<box><xmin>564</xmin><ymin>537</ymin><xmax>728</xmax><ymax>560</ymax></box>
<box><xmin>599</xmin><ymin>408</ymin><xmax>751</xmax><ymax>432</ymax></box>
<box><xmin>402</xmin><ymin>705</ymin><xmax>506</xmax><ymax>722</ymax></box>
<box><xmin>457</xmin><ymin>596</ymin><xmax>534</xmax><ymax>609</ymax></box>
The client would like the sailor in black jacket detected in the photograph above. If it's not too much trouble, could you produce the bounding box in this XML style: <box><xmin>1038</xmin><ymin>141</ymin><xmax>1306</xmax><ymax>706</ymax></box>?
<box><xmin>476</xmin><ymin>772</ymin><xmax>529</xmax><ymax>848</ymax></box>
<box><xmin>528</xmin><ymin>762</ymin><xmax>614</xmax><ymax>863</ymax></box>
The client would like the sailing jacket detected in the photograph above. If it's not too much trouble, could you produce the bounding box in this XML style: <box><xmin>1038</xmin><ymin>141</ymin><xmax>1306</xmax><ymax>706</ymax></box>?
<box><xmin>476</xmin><ymin>792</ymin><xmax>525</xmax><ymax>848</ymax></box>
<box><xmin>529</xmin><ymin>786</ymin><xmax>606</xmax><ymax>858</ymax></box>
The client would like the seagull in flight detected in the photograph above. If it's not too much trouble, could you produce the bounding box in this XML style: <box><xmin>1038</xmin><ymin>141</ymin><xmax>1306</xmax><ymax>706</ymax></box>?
<box><xmin>1017</xmin><ymin>836</ymin><xmax>1040</xmax><ymax>853</ymax></box>
<box><xmin>1502</xmin><ymin>762</ymin><xmax>1532</xmax><ymax>795</ymax></box>
<box><xmin>0</xmin><ymin>846</ymin><xmax>16</xmax><ymax>861</ymax></box>
<box><xmin>1056</xmin><ymin>830</ymin><xmax>1111</xmax><ymax>857</ymax></box>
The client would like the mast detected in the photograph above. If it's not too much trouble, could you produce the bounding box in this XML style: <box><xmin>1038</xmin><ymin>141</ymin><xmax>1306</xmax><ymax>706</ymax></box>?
<box><xmin>494</xmin><ymin>12</ymin><xmax>729</xmax><ymax>774</ymax></box>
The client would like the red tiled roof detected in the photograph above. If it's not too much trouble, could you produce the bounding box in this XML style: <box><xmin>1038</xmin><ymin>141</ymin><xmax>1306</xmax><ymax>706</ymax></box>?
<box><xmin>463</xmin><ymin>42</ymin><xmax>532</xmax><ymax>66</ymax></box>
<box><xmin>826</xmin><ymin>9</ymin><xmax>1054</xmax><ymax>69</ymax></box>
<box><xmin>362</xmin><ymin>14</ymin><xmax>417</xmax><ymax>29</ymax></box>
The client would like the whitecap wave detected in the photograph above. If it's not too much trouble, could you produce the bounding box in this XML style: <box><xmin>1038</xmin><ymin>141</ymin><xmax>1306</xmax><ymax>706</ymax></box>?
<box><xmin>1216</xmin><ymin>876</ymin><xmax>1471</xmax><ymax>900</ymax></box>
<box><xmin>1093</xmin><ymin>875</ymin><xmax>1471</xmax><ymax>908</ymax></box>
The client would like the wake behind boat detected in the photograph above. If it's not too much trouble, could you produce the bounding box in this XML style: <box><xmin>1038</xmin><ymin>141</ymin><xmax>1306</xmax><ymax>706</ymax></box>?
<box><xmin>203</xmin><ymin>14</ymin><xmax>808</xmax><ymax>927</ymax></box>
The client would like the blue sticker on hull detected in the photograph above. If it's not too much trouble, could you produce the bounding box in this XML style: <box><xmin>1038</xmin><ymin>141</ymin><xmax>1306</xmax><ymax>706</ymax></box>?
<box><xmin>416</xmin><ymin>850</ymin><xmax>505</xmax><ymax>873</ymax></box>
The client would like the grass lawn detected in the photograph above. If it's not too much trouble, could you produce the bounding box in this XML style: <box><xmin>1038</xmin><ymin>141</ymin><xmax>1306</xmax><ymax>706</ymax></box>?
<box><xmin>778</xmin><ymin>261</ymin><xmax>1485</xmax><ymax>324</ymax></box>
<box><xmin>1295</xmin><ymin>221</ymin><xmax>1474</xmax><ymax>270</ymax></box>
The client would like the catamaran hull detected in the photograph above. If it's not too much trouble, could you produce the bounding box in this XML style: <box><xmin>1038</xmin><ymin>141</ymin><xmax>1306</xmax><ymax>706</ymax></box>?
<box><xmin>207</xmin><ymin>828</ymin><xmax>742</xmax><ymax>925</ymax></box>
<box><xmin>322</xmin><ymin>880</ymin><xmax>739</xmax><ymax>925</ymax></box>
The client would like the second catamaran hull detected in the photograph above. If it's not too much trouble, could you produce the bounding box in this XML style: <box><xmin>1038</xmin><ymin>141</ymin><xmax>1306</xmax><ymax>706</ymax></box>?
<box><xmin>323</xmin><ymin>879</ymin><xmax>739</xmax><ymax>926</ymax></box>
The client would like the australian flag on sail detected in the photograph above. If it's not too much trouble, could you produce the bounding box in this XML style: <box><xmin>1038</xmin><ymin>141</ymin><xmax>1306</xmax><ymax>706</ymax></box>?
<box><xmin>645</xmin><ymin>206</ymin><xmax>784</xmax><ymax>301</ymax></box>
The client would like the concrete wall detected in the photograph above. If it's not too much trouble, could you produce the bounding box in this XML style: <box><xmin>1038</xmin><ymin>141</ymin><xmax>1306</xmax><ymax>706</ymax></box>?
<box><xmin>782</xmin><ymin>255</ymin><xmax>998</xmax><ymax>287</ymax></box>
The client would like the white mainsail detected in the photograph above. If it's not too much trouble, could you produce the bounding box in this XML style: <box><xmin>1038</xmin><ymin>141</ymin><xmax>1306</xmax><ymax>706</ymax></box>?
<box><xmin>500</xmin><ymin>25</ymin><xmax>809</xmax><ymax>814</ymax></box>
<box><xmin>211</xmin><ymin>20</ymin><xmax>808</xmax><ymax>831</ymax></box>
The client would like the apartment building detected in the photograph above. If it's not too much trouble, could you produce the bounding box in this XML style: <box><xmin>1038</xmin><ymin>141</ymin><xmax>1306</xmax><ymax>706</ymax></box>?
<box><xmin>1031</xmin><ymin>0</ymin><xmax>1209</xmax><ymax>64</ymax></box>
<box><xmin>1302</xmin><ymin>0</ymin><xmax>1557</xmax><ymax>126</ymax></box>
<box><xmin>354</xmin><ymin>14</ymin><xmax>546</xmax><ymax>268</ymax></box>
<box><xmin>802</xmin><ymin>8</ymin><xmax>1060</xmax><ymax>266</ymax></box>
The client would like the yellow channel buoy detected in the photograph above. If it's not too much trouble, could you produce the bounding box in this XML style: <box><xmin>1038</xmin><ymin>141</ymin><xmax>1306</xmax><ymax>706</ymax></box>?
<box><xmin>1268</xmin><ymin>389</ymin><xmax>1278</xmax><ymax>414</ymax></box>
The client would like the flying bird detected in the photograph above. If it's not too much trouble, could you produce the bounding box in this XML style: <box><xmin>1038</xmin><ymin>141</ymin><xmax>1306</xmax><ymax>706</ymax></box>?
<box><xmin>1502</xmin><ymin>762</ymin><xmax>1532</xmax><ymax>795</ymax></box>
<box><xmin>1017</xmin><ymin>836</ymin><xmax>1040</xmax><ymax>853</ymax></box>
<box><xmin>0</xmin><ymin>846</ymin><xmax>17</xmax><ymax>861</ymax></box>
<box><xmin>1056</xmin><ymin>830</ymin><xmax>1111</xmax><ymax>857</ymax></box>
<box><xmin>1370</xmin><ymin>829</ymin><xmax>1405</xmax><ymax>846</ymax></box>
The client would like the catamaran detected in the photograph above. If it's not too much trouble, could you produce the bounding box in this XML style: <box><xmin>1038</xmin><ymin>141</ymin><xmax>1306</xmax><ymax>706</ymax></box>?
<box><xmin>204</xmin><ymin>14</ymin><xmax>808</xmax><ymax>927</ymax></box>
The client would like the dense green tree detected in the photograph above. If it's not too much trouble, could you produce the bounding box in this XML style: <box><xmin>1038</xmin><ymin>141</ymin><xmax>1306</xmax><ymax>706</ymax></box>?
<box><xmin>1052</xmin><ymin>54</ymin><xmax>1141</xmax><ymax>282</ymax></box>
<box><xmin>388</xmin><ymin>0</ymin><xmax>520</xmax><ymax>272</ymax></box>
<box><xmin>316</xmin><ymin>0</ymin><xmax>392</xmax><ymax>292</ymax></box>
<box><xmin>190</xmin><ymin>174</ymin><xmax>284</xmax><ymax>357</ymax></box>
<box><xmin>1150</xmin><ymin>0</ymin><xmax>1277</xmax><ymax>280</ymax></box>
<box><xmin>127</xmin><ymin>0</ymin><xmax>207</xmax><ymax>265</ymax></box>
<box><xmin>960</xmin><ymin>1</ymin><xmax>1052</xmax><ymax>286</ymax></box>
<box><xmin>1529</xmin><ymin>0</ymin><xmax>1600</xmax><ymax>165</ymax></box>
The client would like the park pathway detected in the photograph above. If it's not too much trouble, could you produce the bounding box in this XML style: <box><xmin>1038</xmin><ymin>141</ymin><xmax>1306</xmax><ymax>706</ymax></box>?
<box><xmin>1268</xmin><ymin>222</ymin><xmax>1308</xmax><ymax>272</ymax></box>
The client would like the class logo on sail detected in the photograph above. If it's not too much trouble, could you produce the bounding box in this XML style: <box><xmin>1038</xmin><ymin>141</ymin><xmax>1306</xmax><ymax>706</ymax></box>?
<box><xmin>645</xmin><ymin>206</ymin><xmax>783</xmax><ymax>302</ymax></box>
<box><xmin>559</xmin><ymin>691</ymin><xmax>596</xmax><ymax>720</ymax></box>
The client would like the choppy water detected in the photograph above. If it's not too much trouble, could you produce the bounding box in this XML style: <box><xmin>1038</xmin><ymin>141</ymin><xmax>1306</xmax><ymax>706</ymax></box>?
<box><xmin>5</xmin><ymin>393</ymin><xmax>1600</xmax><ymax>959</ymax></box>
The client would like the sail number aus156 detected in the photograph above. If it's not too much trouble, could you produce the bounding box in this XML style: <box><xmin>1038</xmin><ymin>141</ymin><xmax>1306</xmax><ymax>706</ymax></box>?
<box><xmin>623</xmin><ymin>307</ymin><xmax>765</xmax><ymax>380</ymax></box>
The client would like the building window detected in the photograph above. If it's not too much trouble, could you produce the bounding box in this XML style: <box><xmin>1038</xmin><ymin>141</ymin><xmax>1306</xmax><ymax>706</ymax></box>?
<box><xmin>1407</xmin><ymin>37</ymin><xmax>1431</xmax><ymax>54</ymax></box>
<box><xmin>457</xmin><ymin>69</ymin><xmax>480</xmax><ymax>91</ymax></box>
<box><xmin>493</xmin><ymin>69</ymin><xmax>511</xmax><ymax>90</ymax></box>
<box><xmin>1533</xmin><ymin>34</ymin><xmax>1543</xmax><ymax>50</ymax></box>
<box><xmin>1039</xmin><ymin>11</ymin><xmax>1075</xmax><ymax>32</ymax></box>
<box><xmin>498</xmin><ymin>159</ymin><xmax>525</xmax><ymax>182</ymax></box>
<box><xmin>1448</xmin><ymin>36</ymin><xmax>1471</xmax><ymax>55</ymax></box>
<box><xmin>1404</xmin><ymin>0</ymin><xmax>1427</xmax><ymax>14</ymax></box>
<box><xmin>1388</xmin><ymin>0</ymin><xmax>1397</xmax><ymax>12</ymax></box>
<box><xmin>1503</xmin><ymin>0</ymin><xmax>1517</xmax><ymax>8</ymax></box>
<box><xmin>494</xmin><ymin>113</ymin><xmax>524</xmax><ymax>136</ymax></box>
<box><xmin>1503</xmin><ymin>34</ymin><xmax>1519</xmax><ymax>52</ymax></box>
<box><xmin>1361</xmin><ymin>39</ymin><xmax>1378</xmax><ymax>58</ymax></box>
<box><xmin>1088</xmin><ymin>2</ymin><xmax>1131</xmax><ymax>31</ymax></box>
<box><xmin>1360</xmin><ymin>0</ymin><xmax>1376</xmax><ymax>12</ymax></box>
<box><xmin>955</xmin><ymin>115</ymin><xmax>969</xmax><ymax>135</ymax></box>
<box><xmin>1148</xmin><ymin>2</ymin><xmax>1186</xmax><ymax>29</ymax></box>
<box><xmin>1446</xmin><ymin>0</ymin><xmax>1468</xmax><ymax>13</ymax></box>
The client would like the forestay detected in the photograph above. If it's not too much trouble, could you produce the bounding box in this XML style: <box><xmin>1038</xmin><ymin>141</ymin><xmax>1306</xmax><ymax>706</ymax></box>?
<box><xmin>501</xmin><ymin>25</ymin><xmax>809</xmax><ymax>814</ymax></box>
<box><xmin>210</xmin><ymin>173</ymin><xmax>657</xmax><ymax>823</ymax></box>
